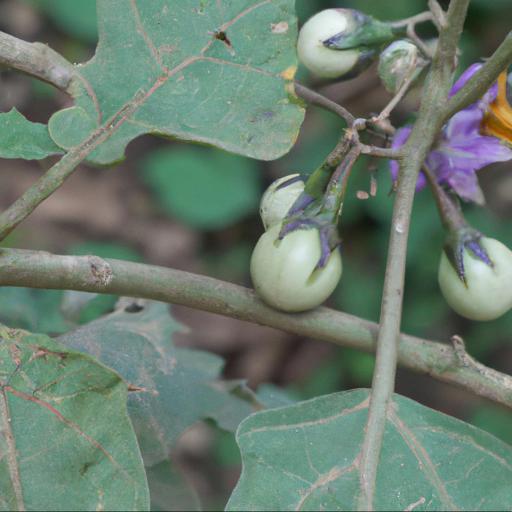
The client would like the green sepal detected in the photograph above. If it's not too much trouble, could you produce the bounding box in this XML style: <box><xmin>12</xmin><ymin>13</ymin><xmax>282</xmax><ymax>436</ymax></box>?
<box><xmin>322</xmin><ymin>10</ymin><xmax>395</xmax><ymax>51</ymax></box>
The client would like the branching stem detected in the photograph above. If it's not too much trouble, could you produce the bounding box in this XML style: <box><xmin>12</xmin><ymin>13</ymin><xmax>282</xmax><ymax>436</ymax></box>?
<box><xmin>358</xmin><ymin>1</ymin><xmax>471</xmax><ymax>509</ymax></box>
<box><xmin>0</xmin><ymin>247</ymin><xmax>510</xmax><ymax>409</ymax></box>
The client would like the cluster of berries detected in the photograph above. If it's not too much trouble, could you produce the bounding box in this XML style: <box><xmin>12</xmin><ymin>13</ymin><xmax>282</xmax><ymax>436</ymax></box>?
<box><xmin>250</xmin><ymin>9</ymin><xmax>512</xmax><ymax>322</ymax></box>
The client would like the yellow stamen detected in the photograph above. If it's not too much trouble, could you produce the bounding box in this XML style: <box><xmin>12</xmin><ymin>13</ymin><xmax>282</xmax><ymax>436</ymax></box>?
<box><xmin>481</xmin><ymin>71</ymin><xmax>512</xmax><ymax>143</ymax></box>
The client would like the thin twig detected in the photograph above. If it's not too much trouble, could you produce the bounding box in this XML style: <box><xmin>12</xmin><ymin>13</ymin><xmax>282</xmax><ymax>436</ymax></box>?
<box><xmin>0</xmin><ymin>248</ymin><xmax>510</xmax><ymax>409</ymax></box>
<box><xmin>407</xmin><ymin>24</ymin><xmax>434</xmax><ymax>59</ymax></box>
<box><xmin>428</xmin><ymin>0</ymin><xmax>447</xmax><ymax>29</ymax></box>
<box><xmin>295</xmin><ymin>82</ymin><xmax>355</xmax><ymax>125</ymax></box>
<box><xmin>357</xmin><ymin>1</ymin><xmax>471</xmax><ymax>509</ymax></box>
<box><xmin>359</xmin><ymin>144</ymin><xmax>402</xmax><ymax>159</ymax></box>
<box><xmin>372</xmin><ymin>72</ymin><xmax>418</xmax><ymax>124</ymax></box>
<box><xmin>390</xmin><ymin>11</ymin><xmax>434</xmax><ymax>29</ymax></box>
<box><xmin>0</xmin><ymin>30</ymin><xmax>75</xmax><ymax>92</ymax></box>
<box><xmin>390</xmin><ymin>11</ymin><xmax>436</xmax><ymax>58</ymax></box>
<box><xmin>296</xmin><ymin>84</ymin><xmax>402</xmax><ymax>160</ymax></box>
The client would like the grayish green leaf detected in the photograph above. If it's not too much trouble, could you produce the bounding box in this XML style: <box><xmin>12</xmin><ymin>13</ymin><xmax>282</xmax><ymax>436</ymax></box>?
<box><xmin>0</xmin><ymin>288</ymin><xmax>69</xmax><ymax>335</ymax></box>
<box><xmin>59</xmin><ymin>302</ymin><xmax>264</xmax><ymax>466</ymax></box>
<box><xmin>228</xmin><ymin>389</ymin><xmax>512</xmax><ymax>511</ymax></box>
<box><xmin>48</xmin><ymin>0</ymin><xmax>304</xmax><ymax>164</ymax></box>
<box><xmin>0</xmin><ymin>326</ymin><xmax>149</xmax><ymax>511</ymax></box>
<box><xmin>0</xmin><ymin>109</ymin><xmax>62</xmax><ymax>160</ymax></box>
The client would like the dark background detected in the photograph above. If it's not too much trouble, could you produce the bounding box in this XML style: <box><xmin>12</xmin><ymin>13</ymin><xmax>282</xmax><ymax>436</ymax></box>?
<box><xmin>0</xmin><ymin>0</ymin><xmax>510</xmax><ymax>508</ymax></box>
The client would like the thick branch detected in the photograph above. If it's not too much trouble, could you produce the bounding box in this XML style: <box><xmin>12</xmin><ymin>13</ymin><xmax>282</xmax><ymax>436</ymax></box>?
<box><xmin>442</xmin><ymin>30</ymin><xmax>512</xmax><ymax>125</ymax></box>
<box><xmin>0</xmin><ymin>30</ymin><xmax>75</xmax><ymax>92</ymax></box>
<box><xmin>358</xmin><ymin>1</ymin><xmax>470</xmax><ymax>509</ymax></box>
<box><xmin>0</xmin><ymin>248</ymin><xmax>510</xmax><ymax>409</ymax></box>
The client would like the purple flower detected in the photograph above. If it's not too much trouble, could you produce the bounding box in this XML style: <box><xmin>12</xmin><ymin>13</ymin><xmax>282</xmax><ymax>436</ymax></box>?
<box><xmin>390</xmin><ymin>64</ymin><xmax>512</xmax><ymax>204</ymax></box>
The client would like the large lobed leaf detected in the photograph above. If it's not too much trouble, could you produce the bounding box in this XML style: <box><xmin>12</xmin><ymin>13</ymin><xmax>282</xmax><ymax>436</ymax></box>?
<box><xmin>228</xmin><ymin>389</ymin><xmax>512</xmax><ymax>511</ymax></box>
<box><xmin>0</xmin><ymin>109</ymin><xmax>62</xmax><ymax>160</ymax></box>
<box><xmin>48</xmin><ymin>0</ymin><xmax>304</xmax><ymax>164</ymax></box>
<box><xmin>59</xmin><ymin>302</ymin><xmax>267</xmax><ymax>466</ymax></box>
<box><xmin>0</xmin><ymin>326</ymin><xmax>149</xmax><ymax>511</ymax></box>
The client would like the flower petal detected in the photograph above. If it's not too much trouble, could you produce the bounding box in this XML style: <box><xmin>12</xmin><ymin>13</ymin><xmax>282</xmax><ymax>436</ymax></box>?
<box><xmin>444</xmin><ymin>107</ymin><xmax>483</xmax><ymax>139</ymax></box>
<box><xmin>427</xmin><ymin>133</ymin><xmax>512</xmax><ymax>203</ymax></box>
<box><xmin>442</xmin><ymin>134</ymin><xmax>512</xmax><ymax>171</ymax></box>
<box><xmin>446</xmin><ymin>170</ymin><xmax>485</xmax><ymax>205</ymax></box>
<box><xmin>449</xmin><ymin>63</ymin><xmax>497</xmax><ymax>108</ymax></box>
<box><xmin>449</xmin><ymin>63</ymin><xmax>482</xmax><ymax>97</ymax></box>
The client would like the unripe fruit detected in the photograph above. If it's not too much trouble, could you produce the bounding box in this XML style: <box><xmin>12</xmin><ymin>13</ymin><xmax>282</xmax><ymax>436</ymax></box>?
<box><xmin>259</xmin><ymin>174</ymin><xmax>305</xmax><ymax>230</ymax></box>
<box><xmin>250</xmin><ymin>224</ymin><xmax>342</xmax><ymax>312</ymax></box>
<box><xmin>438</xmin><ymin>237</ymin><xmax>512</xmax><ymax>321</ymax></box>
<box><xmin>297</xmin><ymin>9</ymin><xmax>361</xmax><ymax>79</ymax></box>
<box><xmin>378</xmin><ymin>39</ymin><xmax>421</xmax><ymax>93</ymax></box>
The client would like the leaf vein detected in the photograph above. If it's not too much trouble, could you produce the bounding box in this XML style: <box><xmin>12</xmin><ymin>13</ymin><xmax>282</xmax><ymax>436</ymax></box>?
<box><xmin>389</xmin><ymin>409</ymin><xmax>459</xmax><ymax>511</ymax></box>
<box><xmin>241</xmin><ymin>397</ymin><xmax>369</xmax><ymax>436</ymax></box>
<box><xmin>5</xmin><ymin>386</ymin><xmax>138</xmax><ymax>489</ymax></box>
<box><xmin>0</xmin><ymin>388</ymin><xmax>25</xmax><ymax>511</ymax></box>
<box><xmin>130</xmin><ymin>0</ymin><xmax>167</xmax><ymax>72</ymax></box>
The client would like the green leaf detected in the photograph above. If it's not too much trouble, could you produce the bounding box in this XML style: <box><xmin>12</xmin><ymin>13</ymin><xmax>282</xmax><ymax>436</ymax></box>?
<box><xmin>0</xmin><ymin>326</ymin><xmax>149</xmax><ymax>511</ymax></box>
<box><xmin>228</xmin><ymin>389</ymin><xmax>512</xmax><ymax>511</ymax></box>
<box><xmin>142</xmin><ymin>147</ymin><xmax>260</xmax><ymax>229</ymax></box>
<box><xmin>59</xmin><ymin>302</ymin><xmax>264</xmax><ymax>466</ymax></box>
<box><xmin>48</xmin><ymin>0</ymin><xmax>304</xmax><ymax>164</ymax></box>
<box><xmin>27</xmin><ymin>0</ymin><xmax>98</xmax><ymax>43</ymax></box>
<box><xmin>0</xmin><ymin>288</ymin><xmax>69</xmax><ymax>335</ymax></box>
<box><xmin>0</xmin><ymin>109</ymin><xmax>63</xmax><ymax>160</ymax></box>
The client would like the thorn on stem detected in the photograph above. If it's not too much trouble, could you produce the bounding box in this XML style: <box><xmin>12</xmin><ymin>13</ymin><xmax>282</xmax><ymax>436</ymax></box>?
<box><xmin>451</xmin><ymin>335</ymin><xmax>473</xmax><ymax>368</ymax></box>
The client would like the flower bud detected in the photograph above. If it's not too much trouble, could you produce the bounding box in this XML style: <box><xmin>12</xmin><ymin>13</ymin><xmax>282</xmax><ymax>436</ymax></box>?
<box><xmin>259</xmin><ymin>174</ymin><xmax>305</xmax><ymax>230</ymax></box>
<box><xmin>438</xmin><ymin>237</ymin><xmax>512</xmax><ymax>321</ymax></box>
<box><xmin>378</xmin><ymin>40</ymin><xmax>423</xmax><ymax>93</ymax></box>
<box><xmin>297</xmin><ymin>9</ymin><xmax>394</xmax><ymax>79</ymax></box>
<box><xmin>251</xmin><ymin>224</ymin><xmax>342</xmax><ymax>312</ymax></box>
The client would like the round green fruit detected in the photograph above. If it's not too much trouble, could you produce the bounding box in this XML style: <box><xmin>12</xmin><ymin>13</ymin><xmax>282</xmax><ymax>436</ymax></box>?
<box><xmin>438</xmin><ymin>237</ymin><xmax>512</xmax><ymax>321</ymax></box>
<box><xmin>250</xmin><ymin>224</ymin><xmax>342</xmax><ymax>312</ymax></box>
<box><xmin>297</xmin><ymin>9</ymin><xmax>361</xmax><ymax>79</ymax></box>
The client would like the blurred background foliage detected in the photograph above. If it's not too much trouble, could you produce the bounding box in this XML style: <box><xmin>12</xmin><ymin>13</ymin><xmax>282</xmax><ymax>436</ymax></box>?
<box><xmin>0</xmin><ymin>0</ymin><xmax>511</xmax><ymax>508</ymax></box>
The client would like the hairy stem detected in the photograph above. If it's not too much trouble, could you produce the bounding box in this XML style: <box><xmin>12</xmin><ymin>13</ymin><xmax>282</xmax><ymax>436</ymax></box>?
<box><xmin>0</xmin><ymin>247</ymin><xmax>510</xmax><ymax>408</ymax></box>
<box><xmin>0</xmin><ymin>30</ymin><xmax>75</xmax><ymax>91</ymax></box>
<box><xmin>358</xmin><ymin>1</ymin><xmax>470</xmax><ymax>509</ymax></box>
